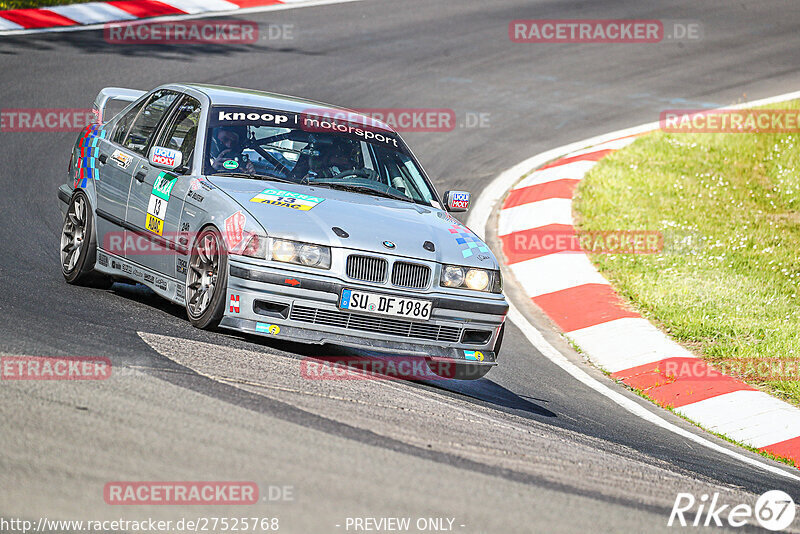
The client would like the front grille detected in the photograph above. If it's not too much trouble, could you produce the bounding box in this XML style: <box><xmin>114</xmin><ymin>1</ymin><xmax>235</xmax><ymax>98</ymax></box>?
<box><xmin>391</xmin><ymin>261</ymin><xmax>431</xmax><ymax>289</ymax></box>
<box><xmin>290</xmin><ymin>305</ymin><xmax>461</xmax><ymax>343</ymax></box>
<box><xmin>346</xmin><ymin>255</ymin><xmax>387</xmax><ymax>283</ymax></box>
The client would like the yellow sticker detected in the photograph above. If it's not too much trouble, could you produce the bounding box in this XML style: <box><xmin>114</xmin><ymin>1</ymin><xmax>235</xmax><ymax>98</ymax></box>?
<box><xmin>250</xmin><ymin>189</ymin><xmax>324</xmax><ymax>211</ymax></box>
<box><xmin>145</xmin><ymin>213</ymin><xmax>164</xmax><ymax>236</ymax></box>
<box><xmin>256</xmin><ymin>322</ymin><xmax>281</xmax><ymax>335</ymax></box>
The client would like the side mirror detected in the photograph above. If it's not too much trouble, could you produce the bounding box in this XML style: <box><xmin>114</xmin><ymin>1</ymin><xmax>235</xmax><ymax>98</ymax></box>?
<box><xmin>443</xmin><ymin>190</ymin><xmax>471</xmax><ymax>212</ymax></box>
<box><xmin>149</xmin><ymin>145</ymin><xmax>182</xmax><ymax>170</ymax></box>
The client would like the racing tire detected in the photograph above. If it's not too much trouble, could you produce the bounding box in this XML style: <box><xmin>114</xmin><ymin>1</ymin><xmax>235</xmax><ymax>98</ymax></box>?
<box><xmin>186</xmin><ymin>226</ymin><xmax>228</xmax><ymax>329</ymax></box>
<box><xmin>425</xmin><ymin>358</ymin><xmax>493</xmax><ymax>380</ymax></box>
<box><xmin>60</xmin><ymin>191</ymin><xmax>113</xmax><ymax>288</ymax></box>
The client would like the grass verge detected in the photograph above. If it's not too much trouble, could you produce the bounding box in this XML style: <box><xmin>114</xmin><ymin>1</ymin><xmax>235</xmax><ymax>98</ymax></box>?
<box><xmin>573</xmin><ymin>100</ymin><xmax>800</xmax><ymax>407</ymax></box>
<box><xmin>1</xmin><ymin>0</ymin><xmax>97</xmax><ymax>10</ymax></box>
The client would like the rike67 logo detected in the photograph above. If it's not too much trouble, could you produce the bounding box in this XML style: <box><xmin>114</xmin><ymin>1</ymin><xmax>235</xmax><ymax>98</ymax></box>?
<box><xmin>669</xmin><ymin>490</ymin><xmax>796</xmax><ymax>531</ymax></box>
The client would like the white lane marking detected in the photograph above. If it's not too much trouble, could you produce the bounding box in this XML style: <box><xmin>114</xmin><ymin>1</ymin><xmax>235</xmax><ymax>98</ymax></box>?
<box><xmin>676</xmin><ymin>391</ymin><xmax>800</xmax><ymax>449</ymax></box>
<box><xmin>567</xmin><ymin>317</ymin><xmax>696</xmax><ymax>373</ymax></box>
<box><xmin>469</xmin><ymin>89</ymin><xmax>800</xmax><ymax>481</ymax></box>
<box><xmin>513</xmin><ymin>160</ymin><xmax>596</xmax><ymax>190</ymax></box>
<box><xmin>0</xmin><ymin>0</ymin><xmax>364</xmax><ymax>36</ymax></box>
<box><xmin>564</xmin><ymin>136</ymin><xmax>642</xmax><ymax>158</ymax></box>
<box><xmin>47</xmin><ymin>3</ymin><xmax>137</xmax><ymax>24</ymax></box>
<box><xmin>158</xmin><ymin>0</ymin><xmax>240</xmax><ymax>14</ymax></box>
<box><xmin>510</xmin><ymin>253</ymin><xmax>609</xmax><ymax>297</ymax></box>
<box><xmin>497</xmin><ymin>198</ymin><xmax>573</xmax><ymax>236</ymax></box>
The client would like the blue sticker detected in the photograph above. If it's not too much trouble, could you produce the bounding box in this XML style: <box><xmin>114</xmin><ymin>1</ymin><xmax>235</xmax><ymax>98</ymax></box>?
<box><xmin>448</xmin><ymin>224</ymin><xmax>490</xmax><ymax>258</ymax></box>
<box><xmin>340</xmin><ymin>289</ymin><xmax>352</xmax><ymax>309</ymax></box>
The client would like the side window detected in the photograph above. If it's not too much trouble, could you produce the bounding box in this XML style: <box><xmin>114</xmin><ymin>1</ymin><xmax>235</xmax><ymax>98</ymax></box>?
<box><xmin>123</xmin><ymin>91</ymin><xmax>179</xmax><ymax>155</ymax></box>
<box><xmin>155</xmin><ymin>97</ymin><xmax>201</xmax><ymax>173</ymax></box>
<box><xmin>111</xmin><ymin>99</ymin><xmax>147</xmax><ymax>146</ymax></box>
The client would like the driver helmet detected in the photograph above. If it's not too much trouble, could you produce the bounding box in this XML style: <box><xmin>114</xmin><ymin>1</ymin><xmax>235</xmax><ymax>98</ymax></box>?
<box><xmin>210</xmin><ymin>126</ymin><xmax>248</xmax><ymax>160</ymax></box>
<box><xmin>310</xmin><ymin>137</ymin><xmax>360</xmax><ymax>177</ymax></box>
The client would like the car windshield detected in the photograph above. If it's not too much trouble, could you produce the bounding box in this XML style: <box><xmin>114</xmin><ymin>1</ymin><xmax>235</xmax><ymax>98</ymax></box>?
<box><xmin>204</xmin><ymin>106</ymin><xmax>440</xmax><ymax>206</ymax></box>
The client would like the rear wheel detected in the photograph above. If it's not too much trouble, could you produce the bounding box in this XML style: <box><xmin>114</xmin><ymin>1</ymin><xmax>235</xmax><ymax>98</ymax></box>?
<box><xmin>60</xmin><ymin>191</ymin><xmax>112</xmax><ymax>288</ymax></box>
<box><xmin>186</xmin><ymin>226</ymin><xmax>228</xmax><ymax>329</ymax></box>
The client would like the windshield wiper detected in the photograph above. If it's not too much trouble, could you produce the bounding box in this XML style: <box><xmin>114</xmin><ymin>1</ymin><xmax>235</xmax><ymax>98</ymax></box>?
<box><xmin>313</xmin><ymin>182</ymin><xmax>410</xmax><ymax>202</ymax></box>
<box><xmin>213</xmin><ymin>172</ymin><xmax>294</xmax><ymax>184</ymax></box>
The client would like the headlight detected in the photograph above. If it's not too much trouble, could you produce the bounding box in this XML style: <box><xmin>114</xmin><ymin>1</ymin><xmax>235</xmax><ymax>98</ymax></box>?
<box><xmin>440</xmin><ymin>265</ymin><xmax>501</xmax><ymax>293</ymax></box>
<box><xmin>465</xmin><ymin>268</ymin><xmax>489</xmax><ymax>291</ymax></box>
<box><xmin>441</xmin><ymin>265</ymin><xmax>465</xmax><ymax>287</ymax></box>
<box><xmin>272</xmin><ymin>240</ymin><xmax>297</xmax><ymax>262</ymax></box>
<box><xmin>270</xmin><ymin>239</ymin><xmax>331</xmax><ymax>269</ymax></box>
<box><xmin>298</xmin><ymin>243</ymin><xmax>324</xmax><ymax>267</ymax></box>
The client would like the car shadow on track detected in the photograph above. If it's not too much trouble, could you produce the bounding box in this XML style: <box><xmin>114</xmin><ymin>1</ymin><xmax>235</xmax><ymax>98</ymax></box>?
<box><xmin>304</xmin><ymin>347</ymin><xmax>559</xmax><ymax>419</ymax></box>
<box><xmin>109</xmin><ymin>281</ymin><xmax>557</xmax><ymax>419</ymax></box>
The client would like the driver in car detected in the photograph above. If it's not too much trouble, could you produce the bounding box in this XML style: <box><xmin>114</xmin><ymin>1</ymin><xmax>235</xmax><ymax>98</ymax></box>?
<box><xmin>209</xmin><ymin>126</ymin><xmax>256</xmax><ymax>173</ymax></box>
<box><xmin>308</xmin><ymin>138</ymin><xmax>361</xmax><ymax>178</ymax></box>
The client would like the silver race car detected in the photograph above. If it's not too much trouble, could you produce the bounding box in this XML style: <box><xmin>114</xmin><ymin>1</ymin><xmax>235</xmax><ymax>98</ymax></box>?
<box><xmin>59</xmin><ymin>84</ymin><xmax>507</xmax><ymax>379</ymax></box>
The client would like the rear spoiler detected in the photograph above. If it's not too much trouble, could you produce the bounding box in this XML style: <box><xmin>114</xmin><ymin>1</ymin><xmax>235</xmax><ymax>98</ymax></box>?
<box><xmin>92</xmin><ymin>87</ymin><xmax>146</xmax><ymax>123</ymax></box>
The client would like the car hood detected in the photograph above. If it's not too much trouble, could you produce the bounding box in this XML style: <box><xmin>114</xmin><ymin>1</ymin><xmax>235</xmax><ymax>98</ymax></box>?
<box><xmin>208</xmin><ymin>176</ymin><xmax>499</xmax><ymax>268</ymax></box>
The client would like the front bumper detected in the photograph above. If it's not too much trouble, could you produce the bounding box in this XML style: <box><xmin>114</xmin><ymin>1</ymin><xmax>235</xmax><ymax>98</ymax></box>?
<box><xmin>221</xmin><ymin>259</ymin><xmax>508</xmax><ymax>364</ymax></box>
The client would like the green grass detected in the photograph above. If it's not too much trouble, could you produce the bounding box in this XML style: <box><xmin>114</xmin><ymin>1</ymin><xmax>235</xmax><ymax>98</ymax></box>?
<box><xmin>574</xmin><ymin>100</ymin><xmax>800</xmax><ymax>408</ymax></box>
<box><xmin>1</xmin><ymin>0</ymin><xmax>98</xmax><ymax>10</ymax></box>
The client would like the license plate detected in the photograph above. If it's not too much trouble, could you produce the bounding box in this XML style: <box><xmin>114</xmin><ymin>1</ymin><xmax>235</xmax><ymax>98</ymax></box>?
<box><xmin>339</xmin><ymin>289</ymin><xmax>432</xmax><ymax>320</ymax></box>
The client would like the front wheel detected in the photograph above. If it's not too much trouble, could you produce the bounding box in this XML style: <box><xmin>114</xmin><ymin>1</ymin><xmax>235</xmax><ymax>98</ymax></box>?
<box><xmin>186</xmin><ymin>226</ymin><xmax>228</xmax><ymax>329</ymax></box>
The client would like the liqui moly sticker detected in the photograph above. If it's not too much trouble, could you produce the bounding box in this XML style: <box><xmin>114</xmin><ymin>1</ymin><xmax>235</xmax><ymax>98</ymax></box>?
<box><xmin>225</xmin><ymin>211</ymin><xmax>246</xmax><ymax>251</ymax></box>
<box><xmin>449</xmin><ymin>192</ymin><xmax>470</xmax><ymax>209</ymax></box>
<box><xmin>151</xmin><ymin>146</ymin><xmax>181</xmax><ymax>167</ymax></box>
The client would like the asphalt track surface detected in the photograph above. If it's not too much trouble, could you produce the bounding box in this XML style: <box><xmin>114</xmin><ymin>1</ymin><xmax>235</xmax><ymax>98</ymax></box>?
<box><xmin>1</xmin><ymin>1</ymin><xmax>800</xmax><ymax>532</ymax></box>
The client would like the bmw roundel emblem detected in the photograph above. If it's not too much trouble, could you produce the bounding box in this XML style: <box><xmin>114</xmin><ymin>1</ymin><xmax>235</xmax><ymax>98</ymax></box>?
<box><xmin>382</xmin><ymin>240</ymin><xmax>396</xmax><ymax>249</ymax></box>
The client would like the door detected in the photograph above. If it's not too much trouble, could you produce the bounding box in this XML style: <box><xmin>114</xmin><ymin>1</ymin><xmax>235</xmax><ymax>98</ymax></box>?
<box><xmin>126</xmin><ymin>94</ymin><xmax>201</xmax><ymax>277</ymax></box>
<box><xmin>93</xmin><ymin>96</ymin><xmax>149</xmax><ymax>255</ymax></box>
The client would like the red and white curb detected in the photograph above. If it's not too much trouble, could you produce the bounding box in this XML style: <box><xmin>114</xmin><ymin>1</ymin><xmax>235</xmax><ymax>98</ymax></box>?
<box><xmin>485</xmin><ymin>89</ymin><xmax>800</xmax><ymax>470</ymax></box>
<box><xmin>0</xmin><ymin>0</ymin><xmax>360</xmax><ymax>35</ymax></box>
